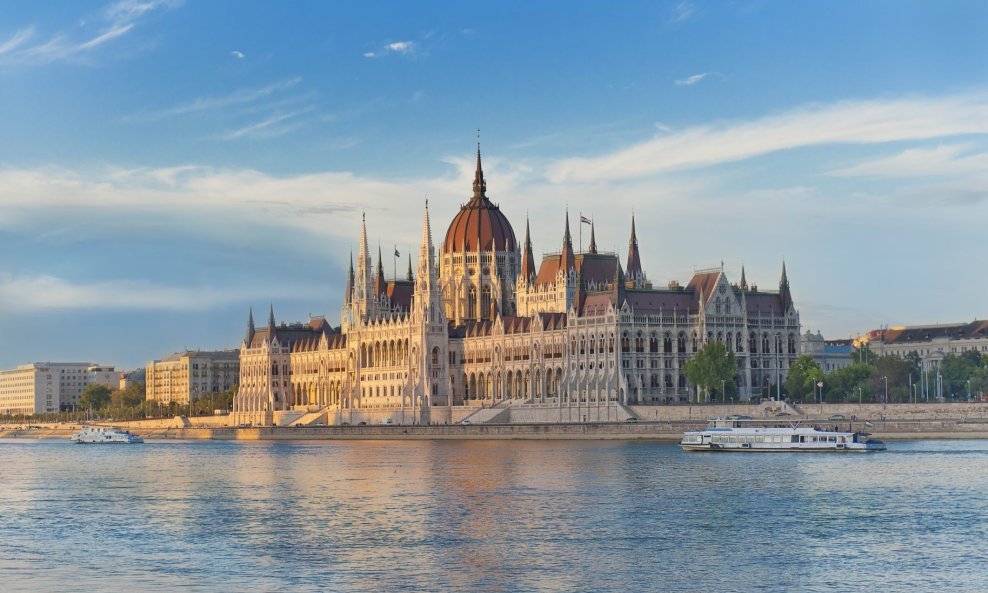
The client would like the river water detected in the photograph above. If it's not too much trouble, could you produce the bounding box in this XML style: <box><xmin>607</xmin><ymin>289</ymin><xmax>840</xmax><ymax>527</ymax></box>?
<box><xmin>1</xmin><ymin>438</ymin><xmax>986</xmax><ymax>593</ymax></box>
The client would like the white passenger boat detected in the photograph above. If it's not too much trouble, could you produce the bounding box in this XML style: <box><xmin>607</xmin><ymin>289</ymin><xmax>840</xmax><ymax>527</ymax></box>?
<box><xmin>680</xmin><ymin>418</ymin><xmax>885</xmax><ymax>452</ymax></box>
<box><xmin>70</xmin><ymin>426</ymin><xmax>144</xmax><ymax>444</ymax></box>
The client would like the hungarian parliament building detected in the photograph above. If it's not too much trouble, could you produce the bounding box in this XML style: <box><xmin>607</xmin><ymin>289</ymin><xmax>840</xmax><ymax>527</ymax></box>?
<box><xmin>233</xmin><ymin>147</ymin><xmax>800</xmax><ymax>425</ymax></box>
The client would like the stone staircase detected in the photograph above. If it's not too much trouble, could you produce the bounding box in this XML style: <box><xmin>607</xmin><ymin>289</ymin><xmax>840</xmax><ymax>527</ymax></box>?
<box><xmin>459</xmin><ymin>401</ymin><xmax>512</xmax><ymax>424</ymax></box>
<box><xmin>288</xmin><ymin>408</ymin><xmax>331</xmax><ymax>427</ymax></box>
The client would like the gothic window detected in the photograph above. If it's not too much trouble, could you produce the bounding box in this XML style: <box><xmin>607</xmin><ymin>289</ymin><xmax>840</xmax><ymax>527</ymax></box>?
<box><xmin>432</xmin><ymin>347</ymin><xmax>439</xmax><ymax>366</ymax></box>
<box><xmin>678</xmin><ymin>332</ymin><xmax>687</xmax><ymax>353</ymax></box>
<box><xmin>715</xmin><ymin>298</ymin><xmax>721</xmax><ymax>314</ymax></box>
<box><xmin>609</xmin><ymin>334</ymin><xmax>615</xmax><ymax>353</ymax></box>
<box><xmin>750</xmin><ymin>333</ymin><xmax>757</xmax><ymax>354</ymax></box>
<box><xmin>621</xmin><ymin>333</ymin><xmax>630</xmax><ymax>353</ymax></box>
<box><xmin>679</xmin><ymin>375</ymin><xmax>687</xmax><ymax>389</ymax></box>
<box><xmin>580</xmin><ymin>337</ymin><xmax>586</xmax><ymax>355</ymax></box>
<box><xmin>762</xmin><ymin>334</ymin><xmax>770</xmax><ymax>354</ymax></box>
<box><xmin>649</xmin><ymin>334</ymin><xmax>659</xmax><ymax>353</ymax></box>
<box><xmin>665</xmin><ymin>374</ymin><xmax>673</xmax><ymax>388</ymax></box>
<box><xmin>468</xmin><ymin>287</ymin><xmax>477</xmax><ymax>319</ymax></box>
<box><xmin>635</xmin><ymin>333</ymin><xmax>644</xmax><ymax>353</ymax></box>
<box><xmin>651</xmin><ymin>374</ymin><xmax>660</xmax><ymax>388</ymax></box>
<box><xmin>788</xmin><ymin>334</ymin><xmax>797</xmax><ymax>355</ymax></box>
<box><xmin>737</xmin><ymin>333</ymin><xmax>744</xmax><ymax>352</ymax></box>
<box><xmin>664</xmin><ymin>333</ymin><xmax>673</xmax><ymax>353</ymax></box>
<box><xmin>481</xmin><ymin>286</ymin><xmax>492</xmax><ymax>318</ymax></box>
<box><xmin>692</xmin><ymin>332</ymin><xmax>698</xmax><ymax>353</ymax></box>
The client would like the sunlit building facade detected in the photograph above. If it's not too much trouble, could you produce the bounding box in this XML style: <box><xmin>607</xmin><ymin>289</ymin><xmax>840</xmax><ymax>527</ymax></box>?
<box><xmin>233</xmin><ymin>148</ymin><xmax>800</xmax><ymax>425</ymax></box>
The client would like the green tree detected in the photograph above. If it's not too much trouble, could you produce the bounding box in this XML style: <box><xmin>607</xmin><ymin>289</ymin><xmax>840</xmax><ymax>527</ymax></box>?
<box><xmin>784</xmin><ymin>355</ymin><xmax>824</xmax><ymax>402</ymax></box>
<box><xmin>826</xmin><ymin>363</ymin><xmax>876</xmax><ymax>402</ymax></box>
<box><xmin>111</xmin><ymin>383</ymin><xmax>145</xmax><ymax>409</ymax></box>
<box><xmin>79</xmin><ymin>384</ymin><xmax>112</xmax><ymax>410</ymax></box>
<box><xmin>940</xmin><ymin>354</ymin><xmax>979</xmax><ymax>399</ymax></box>
<box><xmin>683</xmin><ymin>341</ymin><xmax>735</xmax><ymax>403</ymax></box>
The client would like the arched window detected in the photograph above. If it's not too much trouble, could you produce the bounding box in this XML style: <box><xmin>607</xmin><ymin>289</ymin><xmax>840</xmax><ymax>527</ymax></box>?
<box><xmin>468</xmin><ymin>287</ymin><xmax>477</xmax><ymax>319</ymax></box>
<box><xmin>664</xmin><ymin>333</ymin><xmax>672</xmax><ymax>353</ymax></box>
<box><xmin>431</xmin><ymin>347</ymin><xmax>439</xmax><ymax>366</ymax></box>
<box><xmin>481</xmin><ymin>286</ymin><xmax>492</xmax><ymax>318</ymax></box>
<box><xmin>635</xmin><ymin>333</ymin><xmax>644</xmax><ymax>353</ymax></box>
<box><xmin>737</xmin><ymin>333</ymin><xmax>743</xmax><ymax>352</ymax></box>
<box><xmin>678</xmin><ymin>332</ymin><xmax>687</xmax><ymax>353</ymax></box>
<box><xmin>621</xmin><ymin>333</ymin><xmax>630</xmax><ymax>353</ymax></box>
<box><xmin>649</xmin><ymin>334</ymin><xmax>659</xmax><ymax>353</ymax></box>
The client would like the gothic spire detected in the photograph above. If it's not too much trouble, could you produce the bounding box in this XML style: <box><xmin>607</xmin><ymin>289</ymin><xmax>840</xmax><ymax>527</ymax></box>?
<box><xmin>472</xmin><ymin>132</ymin><xmax>487</xmax><ymax>200</ymax></box>
<box><xmin>588</xmin><ymin>219</ymin><xmax>597</xmax><ymax>254</ymax></box>
<box><xmin>246</xmin><ymin>307</ymin><xmax>255</xmax><ymax>345</ymax></box>
<box><xmin>779</xmin><ymin>260</ymin><xmax>793</xmax><ymax>311</ymax></box>
<box><xmin>268</xmin><ymin>302</ymin><xmax>276</xmax><ymax>335</ymax></box>
<box><xmin>344</xmin><ymin>252</ymin><xmax>354</xmax><ymax>304</ymax></box>
<box><xmin>561</xmin><ymin>210</ymin><xmax>576</xmax><ymax>271</ymax></box>
<box><xmin>520</xmin><ymin>215</ymin><xmax>536</xmax><ymax>282</ymax></box>
<box><xmin>739</xmin><ymin>265</ymin><xmax>748</xmax><ymax>291</ymax></box>
<box><xmin>406</xmin><ymin>253</ymin><xmax>413</xmax><ymax>282</ymax></box>
<box><xmin>376</xmin><ymin>245</ymin><xmax>386</xmax><ymax>295</ymax></box>
<box><xmin>626</xmin><ymin>213</ymin><xmax>643</xmax><ymax>280</ymax></box>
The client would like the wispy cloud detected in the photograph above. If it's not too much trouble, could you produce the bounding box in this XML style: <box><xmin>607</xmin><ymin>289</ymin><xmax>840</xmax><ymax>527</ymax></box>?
<box><xmin>670</xmin><ymin>1</ymin><xmax>696</xmax><ymax>24</ymax></box>
<box><xmin>828</xmin><ymin>143</ymin><xmax>988</xmax><ymax>178</ymax></box>
<box><xmin>218</xmin><ymin>107</ymin><xmax>314</xmax><ymax>140</ymax></box>
<box><xmin>230</xmin><ymin>49</ymin><xmax>245</xmax><ymax>59</ymax></box>
<box><xmin>0</xmin><ymin>28</ymin><xmax>34</xmax><ymax>55</ymax></box>
<box><xmin>0</xmin><ymin>274</ymin><xmax>322</xmax><ymax>312</ymax></box>
<box><xmin>363</xmin><ymin>40</ymin><xmax>417</xmax><ymax>58</ymax></box>
<box><xmin>674</xmin><ymin>72</ymin><xmax>720</xmax><ymax>86</ymax></box>
<box><xmin>122</xmin><ymin>77</ymin><xmax>303</xmax><ymax>122</ymax></box>
<box><xmin>547</xmin><ymin>92</ymin><xmax>988</xmax><ymax>183</ymax></box>
<box><xmin>1</xmin><ymin>0</ymin><xmax>177</xmax><ymax>65</ymax></box>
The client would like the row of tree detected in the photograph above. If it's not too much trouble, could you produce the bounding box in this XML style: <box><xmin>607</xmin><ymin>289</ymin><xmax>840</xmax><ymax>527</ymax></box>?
<box><xmin>680</xmin><ymin>341</ymin><xmax>988</xmax><ymax>404</ymax></box>
<box><xmin>9</xmin><ymin>383</ymin><xmax>237</xmax><ymax>423</ymax></box>
<box><xmin>785</xmin><ymin>348</ymin><xmax>988</xmax><ymax>403</ymax></box>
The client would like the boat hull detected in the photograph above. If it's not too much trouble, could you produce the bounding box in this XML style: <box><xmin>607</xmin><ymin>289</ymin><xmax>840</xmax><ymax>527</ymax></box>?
<box><xmin>681</xmin><ymin>444</ymin><xmax>883</xmax><ymax>452</ymax></box>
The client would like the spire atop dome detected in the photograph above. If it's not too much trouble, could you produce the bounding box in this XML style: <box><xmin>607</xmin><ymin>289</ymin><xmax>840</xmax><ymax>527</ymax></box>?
<box><xmin>779</xmin><ymin>260</ymin><xmax>793</xmax><ymax>311</ymax></box>
<box><xmin>472</xmin><ymin>131</ymin><xmax>487</xmax><ymax>200</ymax></box>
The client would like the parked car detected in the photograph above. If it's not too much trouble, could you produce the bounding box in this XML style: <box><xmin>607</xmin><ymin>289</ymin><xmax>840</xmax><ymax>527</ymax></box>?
<box><xmin>358</xmin><ymin>421</ymin><xmax>367</xmax><ymax>426</ymax></box>
<box><xmin>625</xmin><ymin>417</ymin><xmax>638</xmax><ymax>423</ymax></box>
<box><xmin>380</xmin><ymin>418</ymin><xmax>393</xmax><ymax>425</ymax></box>
<box><xmin>829</xmin><ymin>414</ymin><xmax>846</xmax><ymax>421</ymax></box>
<box><xmin>460</xmin><ymin>419</ymin><xmax>472</xmax><ymax>425</ymax></box>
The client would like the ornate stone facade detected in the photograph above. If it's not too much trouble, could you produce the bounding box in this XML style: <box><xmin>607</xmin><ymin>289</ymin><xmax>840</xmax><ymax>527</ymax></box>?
<box><xmin>232</xmin><ymin>147</ymin><xmax>801</xmax><ymax>425</ymax></box>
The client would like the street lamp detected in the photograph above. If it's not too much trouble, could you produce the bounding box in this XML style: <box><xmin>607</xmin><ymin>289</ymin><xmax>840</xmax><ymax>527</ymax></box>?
<box><xmin>882</xmin><ymin>375</ymin><xmax>888</xmax><ymax>404</ymax></box>
<box><xmin>721</xmin><ymin>379</ymin><xmax>726</xmax><ymax>405</ymax></box>
<box><xmin>967</xmin><ymin>380</ymin><xmax>972</xmax><ymax>402</ymax></box>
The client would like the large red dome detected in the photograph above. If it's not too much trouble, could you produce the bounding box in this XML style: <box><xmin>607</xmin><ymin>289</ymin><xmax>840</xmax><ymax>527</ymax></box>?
<box><xmin>442</xmin><ymin>148</ymin><xmax>518</xmax><ymax>254</ymax></box>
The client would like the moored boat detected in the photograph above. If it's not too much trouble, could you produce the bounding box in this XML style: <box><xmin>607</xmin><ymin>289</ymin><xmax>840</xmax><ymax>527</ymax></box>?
<box><xmin>681</xmin><ymin>418</ymin><xmax>885</xmax><ymax>452</ymax></box>
<box><xmin>70</xmin><ymin>426</ymin><xmax>144</xmax><ymax>444</ymax></box>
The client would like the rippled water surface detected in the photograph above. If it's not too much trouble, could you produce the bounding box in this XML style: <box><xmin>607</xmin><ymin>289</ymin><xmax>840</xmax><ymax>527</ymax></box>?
<box><xmin>2</xmin><ymin>438</ymin><xmax>987</xmax><ymax>592</ymax></box>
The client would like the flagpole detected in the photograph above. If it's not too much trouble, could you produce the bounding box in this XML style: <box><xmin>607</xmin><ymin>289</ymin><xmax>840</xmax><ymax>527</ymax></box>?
<box><xmin>579</xmin><ymin>212</ymin><xmax>583</xmax><ymax>253</ymax></box>
<box><xmin>393</xmin><ymin>245</ymin><xmax>397</xmax><ymax>281</ymax></box>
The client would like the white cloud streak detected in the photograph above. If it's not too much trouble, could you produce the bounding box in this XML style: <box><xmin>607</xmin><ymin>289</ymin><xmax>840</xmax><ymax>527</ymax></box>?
<box><xmin>829</xmin><ymin>143</ymin><xmax>988</xmax><ymax>178</ymax></box>
<box><xmin>0</xmin><ymin>274</ymin><xmax>321</xmax><ymax>312</ymax></box>
<box><xmin>123</xmin><ymin>77</ymin><xmax>303</xmax><ymax>122</ymax></box>
<box><xmin>363</xmin><ymin>40</ymin><xmax>416</xmax><ymax>58</ymax></box>
<box><xmin>547</xmin><ymin>92</ymin><xmax>988</xmax><ymax>183</ymax></box>
<box><xmin>1</xmin><ymin>0</ymin><xmax>177</xmax><ymax>65</ymax></box>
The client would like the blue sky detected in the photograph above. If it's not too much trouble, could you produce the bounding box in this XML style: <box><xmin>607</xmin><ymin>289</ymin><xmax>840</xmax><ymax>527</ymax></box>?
<box><xmin>1</xmin><ymin>0</ymin><xmax>986</xmax><ymax>370</ymax></box>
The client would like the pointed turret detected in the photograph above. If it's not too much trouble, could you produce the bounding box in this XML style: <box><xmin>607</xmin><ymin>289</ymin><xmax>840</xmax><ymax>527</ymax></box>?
<box><xmin>406</xmin><ymin>254</ymin><xmax>413</xmax><ymax>282</ymax></box>
<box><xmin>245</xmin><ymin>307</ymin><xmax>255</xmax><ymax>346</ymax></box>
<box><xmin>588</xmin><ymin>220</ymin><xmax>597</xmax><ymax>254</ymax></box>
<box><xmin>739</xmin><ymin>265</ymin><xmax>748</xmax><ymax>291</ymax></box>
<box><xmin>560</xmin><ymin>210</ymin><xmax>576</xmax><ymax>272</ymax></box>
<box><xmin>520</xmin><ymin>216</ymin><xmax>536</xmax><ymax>283</ymax></box>
<box><xmin>779</xmin><ymin>260</ymin><xmax>793</xmax><ymax>311</ymax></box>
<box><xmin>472</xmin><ymin>135</ymin><xmax>487</xmax><ymax>200</ymax></box>
<box><xmin>344</xmin><ymin>252</ymin><xmax>354</xmax><ymax>304</ymax></box>
<box><xmin>627</xmin><ymin>214</ymin><xmax>643</xmax><ymax>281</ymax></box>
<box><xmin>268</xmin><ymin>303</ymin><xmax>277</xmax><ymax>339</ymax></box>
<box><xmin>375</xmin><ymin>245</ymin><xmax>386</xmax><ymax>295</ymax></box>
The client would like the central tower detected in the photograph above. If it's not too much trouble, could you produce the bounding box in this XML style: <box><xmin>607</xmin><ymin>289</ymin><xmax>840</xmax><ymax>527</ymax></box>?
<box><xmin>440</xmin><ymin>142</ymin><xmax>520</xmax><ymax>324</ymax></box>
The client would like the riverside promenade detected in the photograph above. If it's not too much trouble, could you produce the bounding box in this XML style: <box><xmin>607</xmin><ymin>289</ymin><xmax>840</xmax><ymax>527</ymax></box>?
<box><xmin>4</xmin><ymin>401</ymin><xmax>988</xmax><ymax>441</ymax></box>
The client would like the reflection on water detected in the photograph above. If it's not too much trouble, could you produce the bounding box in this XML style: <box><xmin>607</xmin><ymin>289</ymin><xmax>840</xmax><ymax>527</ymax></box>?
<box><xmin>1</xmin><ymin>439</ymin><xmax>987</xmax><ymax>592</ymax></box>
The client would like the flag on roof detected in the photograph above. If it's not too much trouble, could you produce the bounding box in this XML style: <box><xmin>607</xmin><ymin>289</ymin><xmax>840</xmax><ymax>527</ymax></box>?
<box><xmin>580</xmin><ymin>215</ymin><xmax>591</xmax><ymax>225</ymax></box>
<box><xmin>394</xmin><ymin>248</ymin><xmax>400</xmax><ymax>258</ymax></box>
<box><xmin>864</xmin><ymin>420</ymin><xmax>874</xmax><ymax>428</ymax></box>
